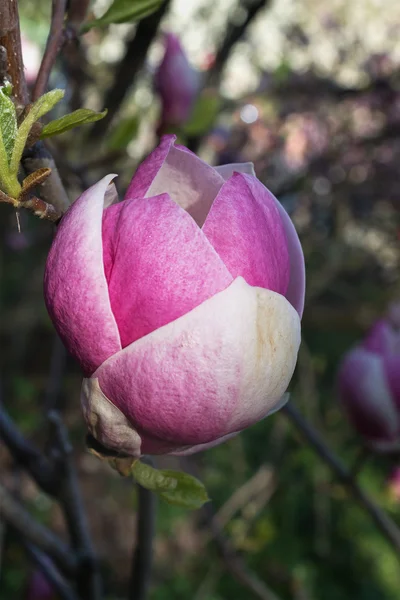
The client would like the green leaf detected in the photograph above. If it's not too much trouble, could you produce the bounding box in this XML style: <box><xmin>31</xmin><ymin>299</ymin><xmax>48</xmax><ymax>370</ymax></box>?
<box><xmin>107</xmin><ymin>115</ymin><xmax>139</xmax><ymax>150</ymax></box>
<box><xmin>40</xmin><ymin>108</ymin><xmax>107</xmax><ymax>139</ymax></box>
<box><xmin>9</xmin><ymin>89</ymin><xmax>64</xmax><ymax>179</ymax></box>
<box><xmin>182</xmin><ymin>93</ymin><xmax>221</xmax><ymax>137</ymax></box>
<box><xmin>83</xmin><ymin>0</ymin><xmax>165</xmax><ymax>30</ymax></box>
<box><xmin>0</xmin><ymin>85</ymin><xmax>17</xmax><ymax>160</ymax></box>
<box><xmin>131</xmin><ymin>461</ymin><xmax>209</xmax><ymax>510</ymax></box>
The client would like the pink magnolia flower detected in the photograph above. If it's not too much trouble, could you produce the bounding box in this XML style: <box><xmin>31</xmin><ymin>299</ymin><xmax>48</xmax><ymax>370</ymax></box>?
<box><xmin>338</xmin><ymin>308</ymin><xmax>400</xmax><ymax>452</ymax></box>
<box><xmin>155</xmin><ymin>33</ymin><xmax>199</xmax><ymax>131</ymax></box>
<box><xmin>44</xmin><ymin>135</ymin><xmax>305</xmax><ymax>457</ymax></box>
<box><xmin>26</xmin><ymin>569</ymin><xmax>55</xmax><ymax>600</ymax></box>
<box><xmin>21</xmin><ymin>34</ymin><xmax>41</xmax><ymax>86</ymax></box>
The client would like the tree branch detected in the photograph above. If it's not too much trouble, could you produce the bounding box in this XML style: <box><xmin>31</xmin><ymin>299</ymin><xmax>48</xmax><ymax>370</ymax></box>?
<box><xmin>33</xmin><ymin>0</ymin><xmax>69</xmax><ymax>100</ymax></box>
<box><xmin>47</xmin><ymin>411</ymin><xmax>102</xmax><ymax>600</ymax></box>
<box><xmin>207</xmin><ymin>0</ymin><xmax>269</xmax><ymax>86</ymax></box>
<box><xmin>129</xmin><ymin>483</ymin><xmax>156</xmax><ymax>600</ymax></box>
<box><xmin>283</xmin><ymin>402</ymin><xmax>400</xmax><ymax>556</ymax></box>
<box><xmin>89</xmin><ymin>0</ymin><xmax>171</xmax><ymax>141</ymax></box>
<box><xmin>0</xmin><ymin>404</ymin><xmax>57</xmax><ymax>496</ymax></box>
<box><xmin>0</xmin><ymin>0</ymin><xmax>29</xmax><ymax>104</ymax></box>
<box><xmin>23</xmin><ymin>543</ymin><xmax>79</xmax><ymax>600</ymax></box>
<box><xmin>0</xmin><ymin>482</ymin><xmax>76</xmax><ymax>576</ymax></box>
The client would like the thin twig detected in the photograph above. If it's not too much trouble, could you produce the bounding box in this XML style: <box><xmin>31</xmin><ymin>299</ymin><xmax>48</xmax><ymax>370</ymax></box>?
<box><xmin>0</xmin><ymin>482</ymin><xmax>76</xmax><ymax>576</ymax></box>
<box><xmin>45</xmin><ymin>335</ymin><xmax>68</xmax><ymax>413</ymax></box>
<box><xmin>89</xmin><ymin>0</ymin><xmax>171</xmax><ymax>141</ymax></box>
<box><xmin>33</xmin><ymin>0</ymin><xmax>68</xmax><ymax>101</ymax></box>
<box><xmin>22</xmin><ymin>141</ymin><xmax>71</xmax><ymax>214</ymax></box>
<box><xmin>202</xmin><ymin>503</ymin><xmax>281</xmax><ymax>600</ymax></box>
<box><xmin>0</xmin><ymin>404</ymin><xmax>57</xmax><ymax>496</ymax></box>
<box><xmin>186</xmin><ymin>459</ymin><xmax>281</xmax><ymax>600</ymax></box>
<box><xmin>48</xmin><ymin>411</ymin><xmax>102</xmax><ymax>600</ymax></box>
<box><xmin>283</xmin><ymin>401</ymin><xmax>400</xmax><ymax>556</ymax></box>
<box><xmin>129</xmin><ymin>483</ymin><xmax>156</xmax><ymax>600</ymax></box>
<box><xmin>207</xmin><ymin>0</ymin><xmax>269</xmax><ymax>86</ymax></box>
<box><xmin>23</xmin><ymin>543</ymin><xmax>79</xmax><ymax>600</ymax></box>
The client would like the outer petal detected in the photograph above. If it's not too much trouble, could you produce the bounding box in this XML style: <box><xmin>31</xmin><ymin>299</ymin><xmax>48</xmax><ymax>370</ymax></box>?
<box><xmin>202</xmin><ymin>173</ymin><xmax>290</xmax><ymax>295</ymax></box>
<box><xmin>169</xmin><ymin>394</ymin><xmax>289</xmax><ymax>456</ymax></box>
<box><xmin>274</xmin><ymin>198</ymin><xmax>305</xmax><ymax>317</ymax></box>
<box><xmin>338</xmin><ymin>347</ymin><xmax>400</xmax><ymax>450</ymax></box>
<box><xmin>102</xmin><ymin>193</ymin><xmax>233</xmax><ymax>347</ymax></box>
<box><xmin>125</xmin><ymin>135</ymin><xmax>176</xmax><ymax>200</ymax></box>
<box><xmin>44</xmin><ymin>175</ymin><xmax>121</xmax><ymax>376</ymax></box>
<box><xmin>91</xmin><ymin>277</ymin><xmax>301</xmax><ymax>454</ymax></box>
<box><xmin>81</xmin><ymin>378</ymin><xmax>142</xmax><ymax>457</ymax></box>
<box><xmin>214</xmin><ymin>165</ymin><xmax>305</xmax><ymax>316</ymax></box>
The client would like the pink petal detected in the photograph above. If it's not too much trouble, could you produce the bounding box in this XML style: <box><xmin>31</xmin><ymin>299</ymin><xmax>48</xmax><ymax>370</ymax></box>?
<box><xmin>338</xmin><ymin>347</ymin><xmax>400</xmax><ymax>448</ymax></box>
<box><xmin>92</xmin><ymin>277</ymin><xmax>301</xmax><ymax>454</ymax></box>
<box><xmin>363</xmin><ymin>319</ymin><xmax>400</xmax><ymax>355</ymax></box>
<box><xmin>125</xmin><ymin>135</ymin><xmax>176</xmax><ymax>200</ymax></box>
<box><xmin>212</xmin><ymin>163</ymin><xmax>305</xmax><ymax>316</ymax></box>
<box><xmin>102</xmin><ymin>193</ymin><xmax>233</xmax><ymax>347</ymax></box>
<box><xmin>143</xmin><ymin>144</ymin><xmax>225</xmax><ymax>227</ymax></box>
<box><xmin>202</xmin><ymin>173</ymin><xmax>290</xmax><ymax>295</ymax></box>
<box><xmin>273</xmin><ymin>198</ymin><xmax>305</xmax><ymax>317</ymax></box>
<box><xmin>215</xmin><ymin>162</ymin><xmax>256</xmax><ymax>179</ymax></box>
<box><xmin>384</xmin><ymin>355</ymin><xmax>400</xmax><ymax>411</ymax></box>
<box><xmin>44</xmin><ymin>175</ymin><xmax>121</xmax><ymax>376</ymax></box>
<box><xmin>125</xmin><ymin>136</ymin><xmax>225</xmax><ymax>227</ymax></box>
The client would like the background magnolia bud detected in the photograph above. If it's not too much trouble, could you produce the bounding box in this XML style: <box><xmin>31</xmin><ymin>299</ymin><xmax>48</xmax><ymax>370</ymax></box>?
<box><xmin>338</xmin><ymin>311</ymin><xmax>400</xmax><ymax>452</ymax></box>
<box><xmin>44</xmin><ymin>135</ymin><xmax>305</xmax><ymax>457</ymax></box>
<box><xmin>155</xmin><ymin>33</ymin><xmax>199</xmax><ymax>132</ymax></box>
<box><xmin>26</xmin><ymin>569</ymin><xmax>56</xmax><ymax>600</ymax></box>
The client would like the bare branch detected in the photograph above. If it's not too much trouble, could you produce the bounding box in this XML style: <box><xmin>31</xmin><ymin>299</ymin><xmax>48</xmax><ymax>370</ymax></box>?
<box><xmin>48</xmin><ymin>411</ymin><xmax>102</xmax><ymax>600</ymax></box>
<box><xmin>0</xmin><ymin>404</ymin><xmax>57</xmax><ymax>496</ymax></box>
<box><xmin>33</xmin><ymin>0</ymin><xmax>69</xmax><ymax>101</ymax></box>
<box><xmin>129</xmin><ymin>483</ymin><xmax>156</xmax><ymax>600</ymax></box>
<box><xmin>23</xmin><ymin>543</ymin><xmax>79</xmax><ymax>600</ymax></box>
<box><xmin>207</xmin><ymin>0</ymin><xmax>269</xmax><ymax>86</ymax></box>
<box><xmin>22</xmin><ymin>141</ymin><xmax>71</xmax><ymax>214</ymax></box>
<box><xmin>0</xmin><ymin>482</ymin><xmax>76</xmax><ymax>576</ymax></box>
<box><xmin>283</xmin><ymin>402</ymin><xmax>400</xmax><ymax>556</ymax></box>
<box><xmin>89</xmin><ymin>0</ymin><xmax>171</xmax><ymax>141</ymax></box>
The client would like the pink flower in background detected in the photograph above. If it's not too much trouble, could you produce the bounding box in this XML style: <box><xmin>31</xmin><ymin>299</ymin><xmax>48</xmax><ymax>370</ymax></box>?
<box><xmin>44</xmin><ymin>135</ymin><xmax>305</xmax><ymax>457</ymax></box>
<box><xmin>155</xmin><ymin>33</ymin><xmax>199</xmax><ymax>132</ymax></box>
<box><xmin>388</xmin><ymin>467</ymin><xmax>400</xmax><ymax>501</ymax></box>
<box><xmin>26</xmin><ymin>569</ymin><xmax>55</xmax><ymax>600</ymax></box>
<box><xmin>338</xmin><ymin>307</ymin><xmax>400</xmax><ymax>452</ymax></box>
<box><xmin>21</xmin><ymin>34</ymin><xmax>41</xmax><ymax>86</ymax></box>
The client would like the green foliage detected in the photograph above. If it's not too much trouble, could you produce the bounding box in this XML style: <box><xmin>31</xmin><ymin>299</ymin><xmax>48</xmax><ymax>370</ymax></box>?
<box><xmin>131</xmin><ymin>461</ymin><xmax>209</xmax><ymax>510</ymax></box>
<box><xmin>107</xmin><ymin>115</ymin><xmax>140</xmax><ymax>150</ymax></box>
<box><xmin>40</xmin><ymin>108</ymin><xmax>107</xmax><ymax>139</ymax></box>
<box><xmin>182</xmin><ymin>93</ymin><xmax>221</xmax><ymax>137</ymax></box>
<box><xmin>82</xmin><ymin>0</ymin><xmax>166</xmax><ymax>31</ymax></box>
<box><xmin>0</xmin><ymin>84</ymin><xmax>17</xmax><ymax>160</ymax></box>
<box><xmin>0</xmin><ymin>88</ymin><xmax>64</xmax><ymax>199</ymax></box>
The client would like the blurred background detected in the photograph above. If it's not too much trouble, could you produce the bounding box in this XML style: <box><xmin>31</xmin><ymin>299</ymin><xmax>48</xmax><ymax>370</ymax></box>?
<box><xmin>1</xmin><ymin>0</ymin><xmax>400</xmax><ymax>598</ymax></box>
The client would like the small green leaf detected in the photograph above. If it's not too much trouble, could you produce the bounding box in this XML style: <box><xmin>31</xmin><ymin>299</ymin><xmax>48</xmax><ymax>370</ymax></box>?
<box><xmin>131</xmin><ymin>461</ymin><xmax>209</xmax><ymax>510</ymax></box>
<box><xmin>9</xmin><ymin>89</ymin><xmax>65</xmax><ymax>178</ymax></box>
<box><xmin>0</xmin><ymin>85</ymin><xmax>17</xmax><ymax>160</ymax></box>
<box><xmin>82</xmin><ymin>0</ymin><xmax>165</xmax><ymax>31</ymax></box>
<box><xmin>107</xmin><ymin>115</ymin><xmax>139</xmax><ymax>150</ymax></box>
<box><xmin>40</xmin><ymin>108</ymin><xmax>107</xmax><ymax>139</ymax></box>
<box><xmin>182</xmin><ymin>93</ymin><xmax>221</xmax><ymax>137</ymax></box>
